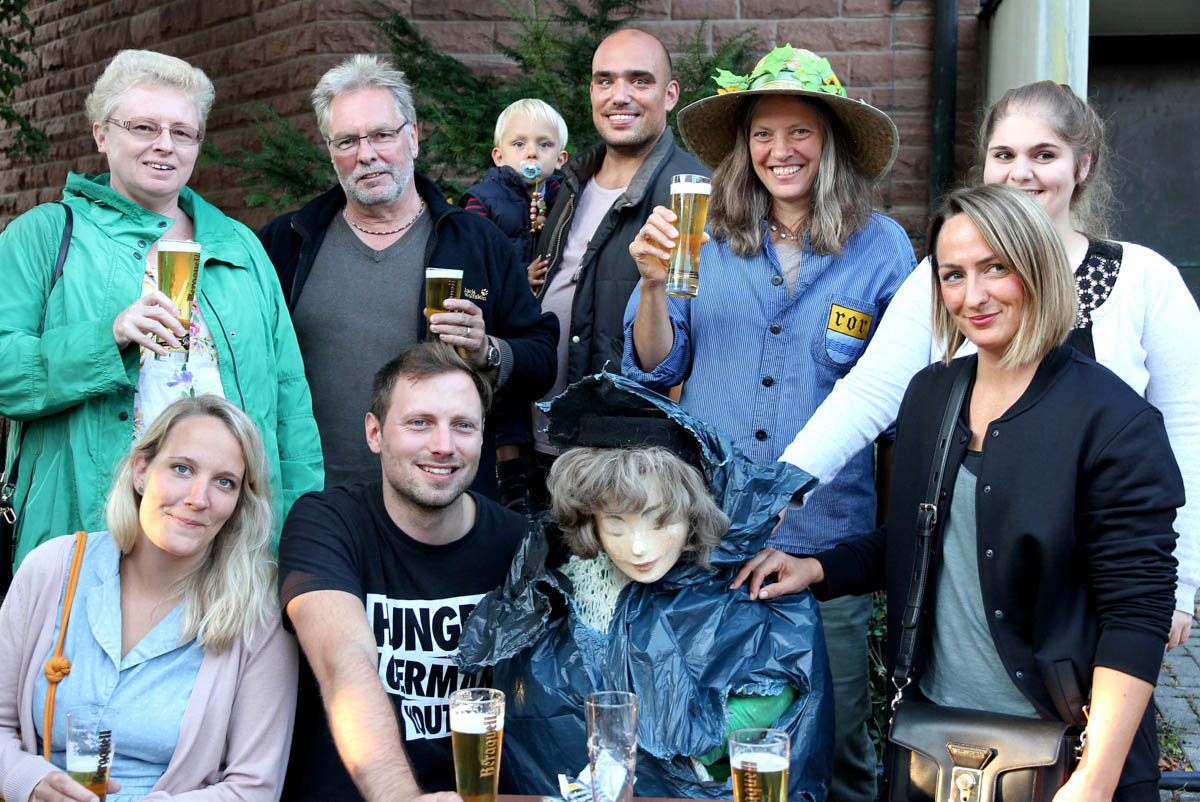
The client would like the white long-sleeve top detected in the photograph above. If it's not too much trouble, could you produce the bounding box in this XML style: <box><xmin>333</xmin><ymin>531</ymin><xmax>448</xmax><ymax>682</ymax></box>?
<box><xmin>780</xmin><ymin>242</ymin><xmax>1200</xmax><ymax>613</ymax></box>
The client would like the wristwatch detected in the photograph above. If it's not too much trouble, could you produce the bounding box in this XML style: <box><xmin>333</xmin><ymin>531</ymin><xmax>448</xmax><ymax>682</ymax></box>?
<box><xmin>485</xmin><ymin>338</ymin><xmax>501</xmax><ymax>369</ymax></box>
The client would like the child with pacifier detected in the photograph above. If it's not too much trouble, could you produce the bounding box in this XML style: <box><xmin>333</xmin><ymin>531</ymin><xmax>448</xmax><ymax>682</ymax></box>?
<box><xmin>459</xmin><ymin>98</ymin><xmax>569</xmax><ymax>289</ymax></box>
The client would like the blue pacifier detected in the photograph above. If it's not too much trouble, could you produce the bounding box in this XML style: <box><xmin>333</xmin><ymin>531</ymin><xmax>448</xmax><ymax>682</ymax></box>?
<box><xmin>521</xmin><ymin>162</ymin><xmax>542</xmax><ymax>180</ymax></box>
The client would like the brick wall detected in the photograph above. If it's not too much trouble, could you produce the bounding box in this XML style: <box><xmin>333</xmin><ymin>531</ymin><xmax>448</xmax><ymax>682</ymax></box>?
<box><xmin>0</xmin><ymin>0</ymin><xmax>979</xmax><ymax>237</ymax></box>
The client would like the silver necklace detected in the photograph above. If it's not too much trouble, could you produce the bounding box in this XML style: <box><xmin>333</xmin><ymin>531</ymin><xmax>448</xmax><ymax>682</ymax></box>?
<box><xmin>769</xmin><ymin>220</ymin><xmax>802</xmax><ymax>242</ymax></box>
<box><xmin>343</xmin><ymin>200</ymin><xmax>426</xmax><ymax>236</ymax></box>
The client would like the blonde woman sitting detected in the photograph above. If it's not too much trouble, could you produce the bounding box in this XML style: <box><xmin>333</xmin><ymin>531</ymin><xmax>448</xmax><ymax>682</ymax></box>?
<box><xmin>0</xmin><ymin>396</ymin><xmax>298</xmax><ymax>802</ymax></box>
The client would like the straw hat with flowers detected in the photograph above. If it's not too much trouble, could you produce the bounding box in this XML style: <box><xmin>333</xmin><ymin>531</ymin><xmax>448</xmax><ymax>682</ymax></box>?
<box><xmin>678</xmin><ymin>45</ymin><xmax>899</xmax><ymax>182</ymax></box>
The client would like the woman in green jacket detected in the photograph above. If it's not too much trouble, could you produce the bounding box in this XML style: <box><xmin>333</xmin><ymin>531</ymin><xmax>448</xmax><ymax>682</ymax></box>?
<box><xmin>0</xmin><ymin>50</ymin><xmax>323</xmax><ymax>570</ymax></box>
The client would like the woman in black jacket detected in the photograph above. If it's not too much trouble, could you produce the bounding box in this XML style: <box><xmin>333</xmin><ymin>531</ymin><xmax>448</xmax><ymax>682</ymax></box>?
<box><xmin>733</xmin><ymin>184</ymin><xmax>1183</xmax><ymax>801</ymax></box>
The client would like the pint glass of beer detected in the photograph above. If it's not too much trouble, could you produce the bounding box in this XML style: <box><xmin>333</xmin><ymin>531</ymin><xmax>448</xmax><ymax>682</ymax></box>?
<box><xmin>67</xmin><ymin>705</ymin><xmax>114</xmax><ymax>802</ymax></box>
<box><xmin>665</xmin><ymin>174</ymin><xmax>711</xmax><ymax>298</ymax></box>
<box><xmin>156</xmin><ymin>239</ymin><xmax>202</xmax><ymax>357</ymax></box>
<box><xmin>729</xmin><ymin>728</ymin><xmax>789</xmax><ymax>802</ymax></box>
<box><xmin>425</xmin><ymin>267</ymin><xmax>464</xmax><ymax>340</ymax></box>
<box><xmin>450</xmin><ymin>688</ymin><xmax>505</xmax><ymax>802</ymax></box>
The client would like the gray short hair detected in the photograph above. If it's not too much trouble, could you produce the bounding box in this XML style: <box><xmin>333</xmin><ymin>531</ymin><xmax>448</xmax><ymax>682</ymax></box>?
<box><xmin>85</xmin><ymin>50</ymin><xmax>215</xmax><ymax>129</ymax></box>
<box><xmin>312</xmin><ymin>54</ymin><xmax>416</xmax><ymax>138</ymax></box>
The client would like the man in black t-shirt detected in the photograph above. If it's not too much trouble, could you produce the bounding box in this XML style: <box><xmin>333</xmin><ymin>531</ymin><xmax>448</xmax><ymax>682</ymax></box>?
<box><xmin>279</xmin><ymin>343</ymin><xmax>526</xmax><ymax>802</ymax></box>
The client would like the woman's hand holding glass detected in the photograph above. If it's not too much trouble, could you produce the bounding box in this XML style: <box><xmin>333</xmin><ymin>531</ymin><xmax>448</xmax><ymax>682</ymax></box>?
<box><xmin>628</xmin><ymin>205</ymin><xmax>709</xmax><ymax>286</ymax></box>
<box><xmin>30</xmin><ymin>771</ymin><xmax>120</xmax><ymax>802</ymax></box>
<box><xmin>111</xmin><ymin>290</ymin><xmax>186</xmax><ymax>356</ymax></box>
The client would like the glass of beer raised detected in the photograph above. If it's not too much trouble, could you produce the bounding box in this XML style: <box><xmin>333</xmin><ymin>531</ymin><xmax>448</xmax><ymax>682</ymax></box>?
<box><xmin>450</xmin><ymin>688</ymin><xmax>505</xmax><ymax>802</ymax></box>
<box><xmin>67</xmin><ymin>705</ymin><xmax>114</xmax><ymax>802</ymax></box>
<box><xmin>586</xmin><ymin>691</ymin><xmax>638</xmax><ymax>802</ymax></box>
<box><xmin>156</xmin><ymin>239</ymin><xmax>202</xmax><ymax>358</ymax></box>
<box><xmin>425</xmin><ymin>267</ymin><xmax>464</xmax><ymax>341</ymax></box>
<box><xmin>665</xmin><ymin>173</ymin><xmax>711</xmax><ymax>298</ymax></box>
<box><xmin>729</xmin><ymin>728</ymin><xmax>789</xmax><ymax>802</ymax></box>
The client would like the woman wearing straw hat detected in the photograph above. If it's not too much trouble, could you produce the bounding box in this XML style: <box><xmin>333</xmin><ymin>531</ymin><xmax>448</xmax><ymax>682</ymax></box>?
<box><xmin>621</xmin><ymin>45</ymin><xmax>915</xmax><ymax>799</ymax></box>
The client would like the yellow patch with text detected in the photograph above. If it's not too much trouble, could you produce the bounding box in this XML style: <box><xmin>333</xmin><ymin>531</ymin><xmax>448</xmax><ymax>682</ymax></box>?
<box><xmin>464</xmin><ymin>288</ymin><xmax>489</xmax><ymax>301</ymax></box>
<box><xmin>827</xmin><ymin>304</ymin><xmax>873</xmax><ymax>339</ymax></box>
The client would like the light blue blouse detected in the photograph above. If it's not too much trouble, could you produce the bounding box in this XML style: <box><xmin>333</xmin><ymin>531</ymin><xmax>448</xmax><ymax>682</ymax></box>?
<box><xmin>32</xmin><ymin>533</ymin><xmax>204</xmax><ymax>801</ymax></box>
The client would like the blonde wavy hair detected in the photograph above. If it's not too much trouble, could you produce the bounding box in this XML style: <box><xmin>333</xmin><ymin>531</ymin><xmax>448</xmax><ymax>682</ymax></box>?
<box><xmin>106</xmin><ymin>396</ymin><xmax>276</xmax><ymax>653</ymax></box>
<box><xmin>85</xmin><ymin>49</ymin><xmax>215</xmax><ymax>130</ymax></box>
<box><xmin>928</xmin><ymin>184</ymin><xmax>1076</xmax><ymax>368</ymax></box>
<box><xmin>547</xmin><ymin>446</ymin><xmax>728</xmax><ymax>568</ymax></box>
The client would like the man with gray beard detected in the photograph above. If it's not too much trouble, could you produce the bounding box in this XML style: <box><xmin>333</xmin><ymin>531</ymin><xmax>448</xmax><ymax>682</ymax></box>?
<box><xmin>259</xmin><ymin>55</ymin><xmax>557</xmax><ymax>496</ymax></box>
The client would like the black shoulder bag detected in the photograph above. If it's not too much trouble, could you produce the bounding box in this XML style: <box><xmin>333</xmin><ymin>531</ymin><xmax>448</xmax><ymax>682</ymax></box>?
<box><xmin>1</xmin><ymin>204</ymin><xmax>73</xmax><ymax>594</ymax></box>
<box><xmin>886</xmin><ymin>364</ymin><xmax>1084</xmax><ymax>802</ymax></box>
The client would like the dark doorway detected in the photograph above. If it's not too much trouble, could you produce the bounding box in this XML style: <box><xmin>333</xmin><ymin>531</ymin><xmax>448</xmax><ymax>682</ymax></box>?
<box><xmin>1088</xmin><ymin>34</ymin><xmax>1200</xmax><ymax>301</ymax></box>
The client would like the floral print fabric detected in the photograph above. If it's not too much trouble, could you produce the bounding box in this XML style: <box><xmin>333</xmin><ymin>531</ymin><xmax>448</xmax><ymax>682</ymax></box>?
<box><xmin>132</xmin><ymin>254</ymin><xmax>224</xmax><ymax>442</ymax></box>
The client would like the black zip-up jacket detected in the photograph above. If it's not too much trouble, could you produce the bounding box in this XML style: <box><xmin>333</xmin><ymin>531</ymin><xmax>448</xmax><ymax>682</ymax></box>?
<box><xmin>536</xmin><ymin>129</ymin><xmax>707</xmax><ymax>384</ymax></box>
<box><xmin>256</xmin><ymin>173</ymin><xmax>559</xmax><ymax>497</ymax></box>
<box><xmin>816</xmin><ymin>346</ymin><xmax>1183</xmax><ymax>788</ymax></box>
<box><xmin>459</xmin><ymin>165</ymin><xmax>561</xmax><ymax>265</ymax></box>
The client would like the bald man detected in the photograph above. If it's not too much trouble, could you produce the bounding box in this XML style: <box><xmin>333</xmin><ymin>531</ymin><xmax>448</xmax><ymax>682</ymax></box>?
<box><xmin>515</xmin><ymin>28</ymin><xmax>708</xmax><ymax>506</ymax></box>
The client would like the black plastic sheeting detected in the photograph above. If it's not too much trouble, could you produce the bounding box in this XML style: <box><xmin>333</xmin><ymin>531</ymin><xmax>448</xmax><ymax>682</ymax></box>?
<box><xmin>457</xmin><ymin>372</ymin><xmax>834</xmax><ymax>800</ymax></box>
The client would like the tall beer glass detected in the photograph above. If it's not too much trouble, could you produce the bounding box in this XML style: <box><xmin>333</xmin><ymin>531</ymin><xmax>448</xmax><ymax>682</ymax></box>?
<box><xmin>425</xmin><ymin>268</ymin><xmax>464</xmax><ymax>340</ymax></box>
<box><xmin>67</xmin><ymin>705</ymin><xmax>114</xmax><ymax>801</ymax></box>
<box><xmin>729</xmin><ymin>728</ymin><xmax>789</xmax><ymax>802</ymax></box>
<box><xmin>665</xmin><ymin>174</ymin><xmax>711</xmax><ymax>298</ymax></box>
<box><xmin>157</xmin><ymin>239</ymin><xmax>202</xmax><ymax>356</ymax></box>
<box><xmin>450</xmin><ymin>688</ymin><xmax>505</xmax><ymax>802</ymax></box>
<box><xmin>586</xmin><ymin>691</ymin><xmax>638</xmax><ymax>802</ymax></box>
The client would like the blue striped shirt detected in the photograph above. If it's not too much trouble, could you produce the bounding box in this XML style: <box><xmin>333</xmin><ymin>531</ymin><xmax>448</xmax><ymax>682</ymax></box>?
<box><xmin>622</xmin><ymin>214</ymin><xmax>916</xmax><ymax>553</ymax></box>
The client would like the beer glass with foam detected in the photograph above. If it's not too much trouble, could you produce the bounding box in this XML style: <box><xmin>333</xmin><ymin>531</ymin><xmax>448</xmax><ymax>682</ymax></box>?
<box><xmin>67</xmin><ymin>705</ymin><xmax>115</xmax><ymax>802</ymax></box>
<box><xmin>666</xmin><ymin>174</ymin><xmax>711</xmax><ymax>298</ymax></box>
<box><xmin>425</xmin><ymin>268</ymin><xmax>464</xmax><ymax>340</ymax></box>
<box><xmin>156</xmin><ymin>239</ymin><xmax>202</xmax><ymax>357</ymax></box>
<box><xmin>450</xmin><ymin>688</ymin><xmax>505</xmax><ymax>802</ymax></box>
<box><xmin>729</xmin><ymin>728</ymin><xmax>789</xmax><ymax>802</ymax></box>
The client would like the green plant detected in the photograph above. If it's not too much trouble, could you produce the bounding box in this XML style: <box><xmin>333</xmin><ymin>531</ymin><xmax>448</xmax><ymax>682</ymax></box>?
<box><xmin>214</xmin><ymin>4</ymin><xmax>758</xmax><ymax>205</ymax></box>
<box><xmin>1158</xmin><ymin>707</ymin><xmax>1191</xmax><ymax>772</ymax></box>
<box><xmin>203</xmin><ymin>105</ymin><xmax>331</xmax><ymax>210</ymax></box>
<box><xmin>866</xmin><ymin>590</ymin><xmax>890</xmax><ymax>762</ymax></box>
<box><xmin>0</xmin><ymin>0</ymin><xmax>47</xmax><ymax>162</ymax></box>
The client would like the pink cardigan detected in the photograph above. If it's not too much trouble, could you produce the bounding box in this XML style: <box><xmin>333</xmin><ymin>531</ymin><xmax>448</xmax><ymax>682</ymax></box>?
<box><xmin>0</xmin><ymin>534</ymin><xmax>298</xmax><ymax>802</ymax></box>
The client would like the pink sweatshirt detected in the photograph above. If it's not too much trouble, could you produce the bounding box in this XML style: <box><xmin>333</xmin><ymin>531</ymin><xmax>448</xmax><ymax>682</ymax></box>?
<box><xmin>0</xmin><ymin>534</ymin><xmax>298</xmax><ymax>802</ymax></box>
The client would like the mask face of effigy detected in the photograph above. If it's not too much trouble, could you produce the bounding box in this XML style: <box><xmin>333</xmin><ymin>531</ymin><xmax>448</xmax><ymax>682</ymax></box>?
<box><xmin>595</xmin><ymin>492</ymin><xmax>689</xmax><ymax>583</ymax></box>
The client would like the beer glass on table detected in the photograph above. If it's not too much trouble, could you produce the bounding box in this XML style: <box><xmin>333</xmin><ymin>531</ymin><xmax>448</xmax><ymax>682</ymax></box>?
<box><xmin>66</xmin><ymin>705</ymin><xmax>114</xmax><ymax>802</ymax></box>
<box><xmin>156</xmin><ymin>239</ymin><xmax>202</xmax><ymax>358</ymax></box>
<box><xmin>425</xmin><ymin>267</ymin><xmax>464</xmax><ymax>341</ymax></box>
<box><xmin>665</xmin><ymin>174</ymin><xmax>711</xmax><ymax>298</ymax></box>
<box><xmin>586</xmin><ymin>691</ymin><xmax>638</xmax><ymax>802</ymax></box>
<box><xmin>729</xmin><ymin>727</ymin><xmax>789</xmax><ymax>802</ymax></box>
<box><xmin>450</xmin><ymin>688</ymin><xmax>505</xmax><ymax>802</ymax></box>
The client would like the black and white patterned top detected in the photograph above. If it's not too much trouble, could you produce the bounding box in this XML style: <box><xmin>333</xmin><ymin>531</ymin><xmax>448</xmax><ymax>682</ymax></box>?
<box><xmin>1074</xmin><ymin>239</ymin><xmax>1124</xmax><ymax>329</ymax></box>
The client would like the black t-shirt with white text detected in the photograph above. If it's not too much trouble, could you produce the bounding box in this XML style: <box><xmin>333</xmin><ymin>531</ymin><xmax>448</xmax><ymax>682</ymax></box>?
<box><xmin>278</xmin><ymin>482</ymin><xmax>525</xmax><ymax>800</ymax></box>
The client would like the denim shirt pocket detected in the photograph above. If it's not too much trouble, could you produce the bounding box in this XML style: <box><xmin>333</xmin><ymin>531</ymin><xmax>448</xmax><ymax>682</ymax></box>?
<box><xmin>810</xmin><ymin>293</ymin><xmax>879</xmax><ymax>372</ymax></box>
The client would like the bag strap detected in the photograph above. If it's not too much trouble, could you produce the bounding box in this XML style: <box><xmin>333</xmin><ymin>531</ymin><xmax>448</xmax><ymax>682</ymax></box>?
<box><xmin>1</xmin><ymin>203</ymin><xmax>73</xmax><ymax>529</ymax></box>
<box><xmin>42</xmin><ymin>530</ymin><xmax>88</xmax><ymax>760</ymax></box>
<box><xmin>890</xmin><ymin>363</ymin><xmax>972</xmax><ymax>709</ymax></box>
